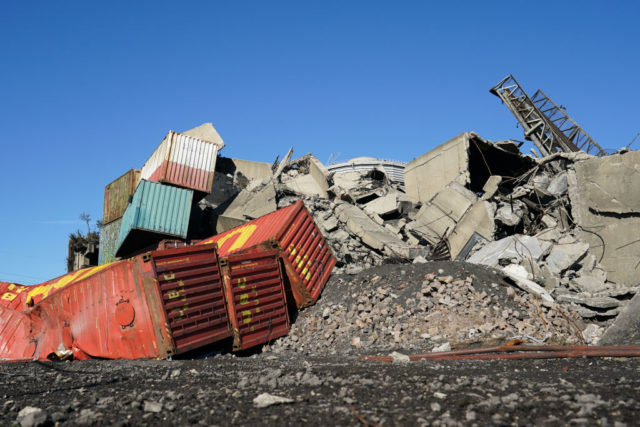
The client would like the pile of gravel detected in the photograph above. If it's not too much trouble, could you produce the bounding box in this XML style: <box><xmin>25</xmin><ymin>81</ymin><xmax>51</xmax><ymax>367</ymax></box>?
<box><xmin>267</xmin><ymin>262</ymin><xmax>593</xmax><ymax>356</ymax></box>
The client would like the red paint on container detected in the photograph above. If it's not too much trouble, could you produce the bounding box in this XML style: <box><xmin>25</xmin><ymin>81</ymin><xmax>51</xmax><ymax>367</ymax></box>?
<box><xmin>199</xmin><ymin>201</ymin><xmax>336</xmax><ymax>307</ymax></box>
<box><xmin>141</xmin><ymin>131</ymin><xmax>219</xmax><ymax>193</ymax></box>
<box><xmin>220</xmin><ymin>250</ymin><xmax>289</xmax><ymax>351</ymax></box>
<box><xmin>0</xmin><ymin>245</ymin><xmax>234</xmax><ymax>361</ymax></box>
<box><xmin>103</xmin><ymin>169</ymin><xmax>141</xmax><ymax>225</ymax></box>
<box><xmin>149</xmin><ymin>245</ymin><xmax>231</xmax><ymax>354</ymax></box>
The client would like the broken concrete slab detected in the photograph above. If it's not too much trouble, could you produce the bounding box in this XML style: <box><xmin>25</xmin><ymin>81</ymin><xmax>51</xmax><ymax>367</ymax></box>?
<box><xmin>481</xmin><ymin>175</ymin><xmax>502</xmax><ymax>201</ymax></box>
<box><xmin>568</xmin><ymin>304</ymin><xmax>620</xmax><ymax>319</ymax></box>
<box><xmin>599</xmin><ymin>292</ymin><xmax>640</xmax><ymax>345</ymax></box>
<box><xmin>547</xmin><ymin>171</ymin><xmax>568</xmax><ymax>196</ymax></box>
<box><xmin>545</xmin><ymin>242</ymin><xmax>589</xmax><ymax>274</ymax></box>
<box><xmin>405</xmin><ymin>203</ymin><xmax>456</xmax><ymax>245</ymax></box>
<box><xmin>501</xmin><ymin>264</ymin><xmax>553</xmax><ymax>303</ymax></box>
<box><xmin>282</xmin><ymin>174</ymin><xmax>328</xmax><ymax>198</ymax></box>
<box><xmin>568</xmin><ymin>150</ymin><xmax>640</xmax><ymax>286</ymax></box>
<box><xmin>182</xmin><ymin>122</ymin><xmax>225</xmax><ymax>148</ymax></box>
<box><xmin>431</xmin><ymin>182</ymin><xmax>476</xmax><ymax>222</ymax></box>
<box><xmin>404</xmin><ymin>181</ymin><xmax>479</xmax><ymax>247</ymax></box>
<box><xmin>214</xmin><ymin>181</ymin><xmax>277</xmax><ymax>232</ymax></box>
<box><xmin>363</xmin><ymin>192</ymin><xmax>399</xmax><ymax>217</ymax></box>
<box><xmin>447</xmin><ymin>201</ymin><xmax>495</xmax><ymax>260</ymax></box>
<box><xmin>495</xmin><ymin>201</ymin><xmax>525</xmax><ymax>227</ymax></box>
<box><xmin>467</xmin><ymin>235</ymin><xmax>549</xmax><ymax>268</ymax></box>
<box><xmin>570</xmin><ymin>273</ymin><xmax>609</xmax><ymax>294</ymax></box>
<box><xmin>273</xmin><ymin>147</ymin><xmax>294</xmax><ymax>180</ymax></box>
<box><xmin>555</xmin><ymin>294</ymin><xmax>621</xmax><ymax>310</ymax></box>
<box><xmin>334</xmin><ymin>202</ymin><xmax>414</xmax><ymax>258</ymax></box>
<box><xmin>404</xmin><ymin>132</ymin><xmax>535</xmax><ymax>204</ymax></box>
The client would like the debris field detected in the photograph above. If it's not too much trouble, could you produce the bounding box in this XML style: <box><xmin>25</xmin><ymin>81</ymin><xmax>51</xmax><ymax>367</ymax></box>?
<box><xmin>2</xmin><ymin>74</ymin><xmax>640</xmax><ymax>425</ymax></box>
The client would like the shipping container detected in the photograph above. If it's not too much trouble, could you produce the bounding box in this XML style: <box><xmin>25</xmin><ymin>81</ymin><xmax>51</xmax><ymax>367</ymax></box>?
<box><xmin>219</xmin><ymin>249</ymin><xmax>290</xmax><ymax>350</ymax></box>
<box><xmin>103</xmin><ymin>169</ymin><xmax>141</xmax><ymax>225</ymax></box>
<box><xmin>98</xmin><ymin>218</ymin><xmax>122</xmax><ymax>265</ymax></box>
<box><xmin>116</xmin><ymin>180</ymin><xmax>194</xmax><ymax>257</ymax></box>
<box><xmin>141</xmin><ymin>131</ymin><xmax>220</xmax><ymax>193</ymax></box>
<box><xmin>199</xmin><ymin>201</ymin><xmax>336</xmax><ymax>308</ymax></box>
<box><xmin>0</xmin><ymin>245</ymin><xmax>232</xmax><ymax>361</ymax></box>
<box><xmin>149</xmin><ymin>245</ymin><xmax>230</xmax><ymax>353</ymax></box>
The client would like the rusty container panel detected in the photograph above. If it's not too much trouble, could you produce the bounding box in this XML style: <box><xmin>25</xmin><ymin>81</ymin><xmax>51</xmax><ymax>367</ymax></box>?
<box><xmin>220</xmin><ymin>250</ymin><xmax>289</xmax><ymax>351</ymax></box>
<box><xmin>199</xmin><ymin>201</ymin><xmax>336</xmax><ymax>308</ymax></box>
<box><xmin>116</xmin><ymin>180</ymin><xmax>194</xmax><ymax>257</ymax></box>
<box><xmin>0</xmin><ymin>260</ymin><xmax>176</xmax><ymax>361</ymax></box>
<box><xmin>150</xmin><ymin>245</ymin><xmax>231</xmax><ymax>354</ymax></box>
<box><xmin>99</xmin><ymin>217</ymin><xmax>122</xmax><ymax>265</ymax></box>
<box><xmin>103</xmin><ymin>169</ymin><xmax>141</xmax><ymax>225</ymax></box>
<box><xmin>140</xmin><ymin>131</ymin><xmax>220</xmax><ymax>193</ymax></box>
<box><xmin>0</xmin><ymin>281</ymin><xmax>35</xmax><ymax>360</ymax></box>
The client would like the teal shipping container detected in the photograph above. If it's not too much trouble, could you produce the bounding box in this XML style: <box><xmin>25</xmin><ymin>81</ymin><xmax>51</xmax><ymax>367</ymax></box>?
<box><xmin>116</xmin><ymin>180</ymin><xmax>194</xmax><ymax>258</ymax></box>
<box><xmin>98</xmin><ymin>218</ymin><xmax>122</xmax><ymax>265</ymax></box>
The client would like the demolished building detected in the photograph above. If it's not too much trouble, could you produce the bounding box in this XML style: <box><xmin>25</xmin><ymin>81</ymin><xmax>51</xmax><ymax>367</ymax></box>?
<box><xmin>14</xmin><ymin>71</ymin><xmax>640</xmax><ymax>361</ymax></box>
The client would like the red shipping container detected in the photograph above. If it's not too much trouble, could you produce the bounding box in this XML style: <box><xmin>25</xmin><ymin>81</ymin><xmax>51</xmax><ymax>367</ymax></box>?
<box><xmin>198</xmin><ymin>200</ymin><xmax>336</xmax><ymax>308</ymax></box>
<box><xmin>140</xmin><ymin>131</ymin><xmax>220</xmax><ymax>193</ymax></box>
<box><xmin>148</xmin><ymin>245</ymin><xmax>230</xmax><ymax>354</ymax></box>
<box><xmin>0</xmin><ymin>245</ymin><xmax>231</xmax><ymax>361</ymax></box>
<box><xmin>219</xmin><ymin>249</ymin><xmax>289</xmax><ymax>351</ymax></box>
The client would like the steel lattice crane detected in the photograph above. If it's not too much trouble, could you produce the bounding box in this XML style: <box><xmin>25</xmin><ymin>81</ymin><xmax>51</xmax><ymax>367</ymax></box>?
<box><xmin>490</xmin><ymin>74</ymin><xmax>606</xmax><ymax>157</ymax></box>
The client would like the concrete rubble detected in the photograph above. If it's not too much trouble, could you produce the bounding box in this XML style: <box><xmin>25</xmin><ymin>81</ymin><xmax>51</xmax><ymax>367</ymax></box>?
<box><xmin>190</xmin><ymin>128</ymin><xmax>640</xmax><ymax>342</ymax></box>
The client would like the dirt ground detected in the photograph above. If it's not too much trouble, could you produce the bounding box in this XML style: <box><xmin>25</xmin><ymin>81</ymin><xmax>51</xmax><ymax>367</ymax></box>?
<box><xmin>2</xmin><ymin>355</ymin><xmax>639</xmax><ymax>426</ymax></box>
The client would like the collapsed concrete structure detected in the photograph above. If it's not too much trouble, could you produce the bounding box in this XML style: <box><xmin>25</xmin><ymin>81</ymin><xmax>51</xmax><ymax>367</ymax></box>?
<box><xmin>192</xmin><ymin>130</ymin><xmax>639</xmax><ymax>337</ymax></box>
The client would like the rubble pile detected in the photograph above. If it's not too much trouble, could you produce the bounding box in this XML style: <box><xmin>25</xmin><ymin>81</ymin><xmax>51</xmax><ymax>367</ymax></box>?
<box><xmin>199</xmin><ymin>131</ymin><xmax>639</xmax><ymax>328</ymax></box>
<box><xmin>267</xmin><ymin>262</ymin><xmax>588</xmax><ymax>356</ymax></box>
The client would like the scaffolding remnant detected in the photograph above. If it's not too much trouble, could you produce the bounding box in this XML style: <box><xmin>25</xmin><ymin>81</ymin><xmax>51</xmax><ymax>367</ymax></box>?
<box><xmin>490</xmin><ymin>74</ymin><xmax>606</xmax><ymax>157</ymax></box>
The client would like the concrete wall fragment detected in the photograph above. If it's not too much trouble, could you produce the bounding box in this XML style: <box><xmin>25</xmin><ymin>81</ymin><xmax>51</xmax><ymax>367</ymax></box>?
<box><xmin>568</xmin><ymin>151</ymin><xmax>640</xmax><ymax>286</ymax></box>
<box><xmin>404</xmin><ymin>132</ymin><xmax>472</xmax><ymax>204</ymax></box>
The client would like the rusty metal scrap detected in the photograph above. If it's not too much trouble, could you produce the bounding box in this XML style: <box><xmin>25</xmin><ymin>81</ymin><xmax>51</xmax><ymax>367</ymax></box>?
<box><xmin>359</xmin><ymin>343</ymin><xmax>640</xmax><ymax>362</ymax></box>
<box><xmin>490</xmin><ymin>74</ymin><xmax>606</xmax><ymax>157</ymax></box>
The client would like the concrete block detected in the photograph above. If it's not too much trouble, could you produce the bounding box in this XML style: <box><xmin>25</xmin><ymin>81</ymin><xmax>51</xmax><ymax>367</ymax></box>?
<box><xmin>481</xmin><ymin>175</ymin><xmax>502</xmax><ymax>200</ymax></box>
<box><xmin>363</xmin><ymin>193</ymin><xmax>399</xmax><ymax>216</ymax></box>
<box><xmin>547</xmin><ymin>171</ymin><xmax>568</xmax><ymax>196</ymax></box>
<box><xmin>431</xmin><ymin>182</ymin><xmax>476</xmax><ymax>222</ymax></box>
<box><xmin>467</xmin><ymin>235</ymin><xmax>547</xmax><ymax>267</ymax></box>
<box><xmin>447</xmin><ymin>201</ymin><xmax>495</xmax><ymax>260</ymax></box>
<box><xmin>501</xmin><ymin>264</ymin><xmax>554</xmax><ymax>303</ymax></box>
<box><xmin>568</xmin><ymin>151</ymin><xmax>640</xmax><ymax>286</ymax></box>
<box><xmin>182</xmin><ymin>122</ymin><xmax>225</xmax><ymax>148</ymax></box>
<box><xmin>599</xmin><ymin>292</ymin><xmax>640</xmax><ymax>345</ymax></box>
<box><xmin>545</xmin><ymin>242</ymin><xmax>589</xmax><ymax>274</ymax></box>
<box><xmin>283</xmin><ymin>173</ymin><xmax>328</xmax><ymax>198</ymax></box>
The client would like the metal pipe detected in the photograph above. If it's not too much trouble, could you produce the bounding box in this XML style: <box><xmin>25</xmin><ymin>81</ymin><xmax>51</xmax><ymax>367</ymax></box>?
<box><xmin>359</xmin><ymin>345</ymin><xmax>640</xmax><ymax>362</ymax></box>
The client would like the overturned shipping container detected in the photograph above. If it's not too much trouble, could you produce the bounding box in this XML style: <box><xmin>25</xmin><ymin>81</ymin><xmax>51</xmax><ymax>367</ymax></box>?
<box><xmin>141</xmin><ymin>130</ymin><xmax>222</xmax><ymax>194</ymax></box>
<box><xmin>116</xmin><ymin>180</ymin><xmax>194</xmax><ymax>257</ymax></box>
<box><xmin>199</xmin><ymin>200</ymin><xmax>336</xmax><ymax>308</ymax></box>
<box><xmin>220</xmin><ymin>249</ymin><xmax>290</xmax><ymax>350</ymax></box>
<box><xmin>103</xmin><ymin>169</ymin><xmax>141</xmax><ymax>225</ymax></box>
<box><xmin>98</xmin><ymin>218</ymin><xmax>122</xmax><ymax>265</ymax></box>
<box><xmin>0</xmin><ymin>245</ymin><xmax>232</xmax><ymax>361</ymax></box>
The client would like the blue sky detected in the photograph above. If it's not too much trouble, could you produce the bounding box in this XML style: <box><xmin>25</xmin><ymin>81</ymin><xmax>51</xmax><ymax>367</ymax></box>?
<box><xmin>1</xmin><ymin>1</ymin><xmax>638</xmax><ymax>284</ymax></box>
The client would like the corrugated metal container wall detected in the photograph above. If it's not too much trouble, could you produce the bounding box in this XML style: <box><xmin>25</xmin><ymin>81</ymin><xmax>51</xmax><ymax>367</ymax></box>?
<box><xmin>0</xmin><ymin>245</ymin><xmax>239</xmax><ymax>361</ymax></box>
<box><xmin>220</xmin><ymin>250</ymin><xmax>289</xmax><ymax>350</ymax></box>
<box><xmin>198</xmin><ymin>201</ymin><xmax>336</xmax><ymax>308</ymax></box>
<box><xmin>149</xmin><ymin>245</ymin><xmax>231</xmax><ymax>354</ymax></box>
<box><xmin>116</xmin><ymin>180</ymin><xmax>194</xmax><ymax>257</ymax></box>
<box><xmin>99</xmin><ymin>218</ymin><xmax>122</xmax><ymax>265</ymax></box>
<box><xmin>0</xmin><ymin>260</ymin><xmax>176</xmax><ymax>360</ymax></box>
<box><xmin>141</xmin><ymin>131</ymin><xmax>220</xmax><ymax>193</ymax></box>
<box><xmin>103</xmin><ymin>169</ymin><xmax>141</xmax><ymax>225</ymax></box>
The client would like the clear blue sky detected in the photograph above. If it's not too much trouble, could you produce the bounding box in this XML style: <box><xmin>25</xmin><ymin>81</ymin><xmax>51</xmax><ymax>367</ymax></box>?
<box><xmin>1</xmin><ymin>1</ymin><xmax>638</xmax><ymax>284</ymax></box>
